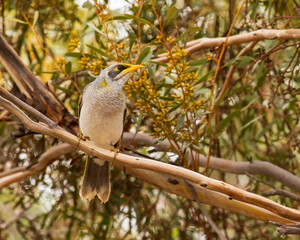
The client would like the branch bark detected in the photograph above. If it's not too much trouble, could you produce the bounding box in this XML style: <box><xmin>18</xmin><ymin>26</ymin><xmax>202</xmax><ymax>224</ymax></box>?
<box><xmin>122</xmin><ymin>132</ymin><xmax>300</xmax><ymax>192</ymax></box>
<box><xmin>152</xmin><ymin>29</ymin><xmax>300</xmax><ymax>63</ymax></box>
<box><xmin>0</xmin><ymin>35</ymin><xmax>77</xmax><ymax>133</ymax></box>
<box><xmin>0</xmin><ymin>94</ymin><xmax>300</xmax><ymax>222</ymax></box>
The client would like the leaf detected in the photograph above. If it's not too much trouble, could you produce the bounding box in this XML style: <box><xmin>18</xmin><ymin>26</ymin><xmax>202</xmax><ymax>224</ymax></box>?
<box><xmin>86</xmin><ymin>23</ymin><xmax>103</xmax><ymax>34</ymax></box>
<box><xmin>9</xmin><ymin>18</ymin><xmax>27</xmax><ymax>24</ymax></box>
<box><xmin>258</xmin><ymin>122</ymin><xmax>274</xmax><ymax>138</ymax></box>
<box><xmin>194</xmin><ymin>88</ymin><xmax>210</xmax><ymax>95</ymax></box>
<box><xmin>195</xmin><ymin>69</ymin><xmax>214</xmax><ymax>84</ymax></box>
<box><xmin>168</xmin><ymin>103</ymin><xmax>182</xmax><ymax>113</ymax></box>
<box><xmin>86</xmin><ymin>44</ymin><xmax>110</xmax><ymax>58</ymax></box>
<box><xmin>110</xmin><ymin>14</ymin><xmax>159</xmax><ymax>33</ymax></box>
<box><xmin>237</xmin><ymin>56</ymin><xmax>254</xmax><ymax>68</ymax></box>
<box><xmin>224</xmin><ymin>58</ymin><xmax>238</xmax><ymax>67</ymax></box>
<box><xmin>135</xmin><ymin>110</ymin><xmax>144</xmax><ymax>132</ymax></box>
<box><xmin>218</xmin><ymin>110</ymin><xmax>240</xmax><ymax>134</ymax></box>
<box><xmin>256</xmin><ymin>61</ymin><xmax>267</xmax><ymax>89</ymax></box>
<box><xmin>176</xmin><ymin>114</ymin><xmax>185</xmax><ymax>131</ymax></box>
<box><xmin>52</xmin><ymin>83</ymin><xmax>75</xmax><ymax>94</ymax></box>
<box><xmin>136</xmin><ymin>47</ymin><xmax>151</xmax><ymax>64</ymax></box>
<box><xmin>178</xmin><ymin>27</ymin><xmax>200</xmax><ymax>43</ymax></box>
<box><xmin>240</xmin><ymin>115</ymin><xmax>264</xmax><ymax>131</ymax></box>
<box><xmin>65</xmin><ymin>52</ymin><xmax>82</xmax><ymax>58</ymax></box>
<box><xmin>82</xmin><ymin>1</ymin><xmax>94</xmax><ymax>9</ymax></box>
<box><xmin>146</xmin><ymin>63</ymin><xmax>155</xmax><ymax>80</ymax></box>
<box><xmin>164</xmin><ymin>6</ymin><xmax>178</xmax><ymax>25</ymax></box>
<box><xmin>65</xmin><ymin>61</ymin><xmax>72</xmax><ymax>75</ymax></box>
<box><xmin>33</xmin><ymin>11</ymin><xmax>39</xmax><ymax>26</ymax></box>
<box><xmin>189</xmin><ymin>59</ymin><xmax>209</xmax><ymax>67</ymax></box>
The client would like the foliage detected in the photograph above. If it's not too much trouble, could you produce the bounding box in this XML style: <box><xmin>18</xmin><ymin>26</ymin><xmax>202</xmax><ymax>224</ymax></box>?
<box><xmin>0</xmin><ymin>0</ymin><xmax>299</xmax><ymax>239</ymax></box>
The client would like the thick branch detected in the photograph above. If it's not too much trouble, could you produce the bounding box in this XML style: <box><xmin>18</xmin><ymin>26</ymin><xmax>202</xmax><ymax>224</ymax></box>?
<box><xmin>0</xmin><ymin>95</ymin><xmax>300</xmax><ymax>222</ymax></box>
<box><xmin>122</xmin><ymin>132</ymin><xmax>300</xmax><ymax>192</ymax></box>
<box><xmin>153</xmin><ymin>29</ymin><xmax>300</xmax><ymax>63</ymax></box>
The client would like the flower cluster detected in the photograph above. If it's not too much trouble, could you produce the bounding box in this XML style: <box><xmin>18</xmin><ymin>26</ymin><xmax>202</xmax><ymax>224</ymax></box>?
<box><xmin>78</xmin><ymin>56</ymin><xmax>90</xmax><ymax>69</ymax></box>
<box><xmin>89</xmin><ymin>60</ymin><xmax>105</xmax><ymax>75</ymax></box>
<box><xmin>68</xmin><ymin>38</ymin><xmax>80</xmax><ymax>52</ymax></box>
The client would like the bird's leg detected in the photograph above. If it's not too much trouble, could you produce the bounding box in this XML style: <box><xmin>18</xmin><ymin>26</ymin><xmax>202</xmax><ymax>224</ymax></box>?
<box><xmin>76</xmin><ymin>131</ymin><xmax>90</xmax><ymax>147</ymax></box>
<box><xmin>111</xmin><ymin>142</ymin><xmax>121</xmax><ymax>161</ymax></box>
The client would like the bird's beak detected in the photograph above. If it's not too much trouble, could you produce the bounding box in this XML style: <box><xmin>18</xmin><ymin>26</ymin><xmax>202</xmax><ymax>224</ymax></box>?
<box><xmin>121</xmin><ymin>64</ymin><xmax>144</xmax><ymax>74</ymax></box>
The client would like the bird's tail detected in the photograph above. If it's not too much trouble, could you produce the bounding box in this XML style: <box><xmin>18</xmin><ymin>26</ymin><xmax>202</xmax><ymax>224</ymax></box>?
<box><xmin>80</xmin><ymin>156</ymin><xmax>111</xmax><ymax>203</ymax></box>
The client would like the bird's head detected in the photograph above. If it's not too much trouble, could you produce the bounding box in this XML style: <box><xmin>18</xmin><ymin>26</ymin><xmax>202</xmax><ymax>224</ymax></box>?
<box><xmin>96</xmin><ymin>63</ymin><xmax>144</xmax><ymax>89</ymax></box>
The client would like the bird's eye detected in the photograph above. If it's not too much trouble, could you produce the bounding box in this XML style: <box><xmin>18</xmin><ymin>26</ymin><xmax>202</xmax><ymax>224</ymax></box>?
<box><xmin>117</xmin><ymin>65</ymin><xmax>125</xmax><ymax>72</ymax></box>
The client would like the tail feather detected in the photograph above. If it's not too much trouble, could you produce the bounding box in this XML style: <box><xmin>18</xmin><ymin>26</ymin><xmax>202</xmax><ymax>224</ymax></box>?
<box><xmin>80</xmin><ymin>157</ymin><xmax>111</xmax><ymax>203</ymax></box>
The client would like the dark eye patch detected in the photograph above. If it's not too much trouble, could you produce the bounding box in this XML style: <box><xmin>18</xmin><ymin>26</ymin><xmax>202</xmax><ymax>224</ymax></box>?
<box><xmin>108</xmin><ymin>65</ymin><xmax>129</xmax><ymax>79</ymax></box>
<box><xmin>117</xmin><ymin>65</ymin><xmax>126</xmax><ymax>71</ymax></box>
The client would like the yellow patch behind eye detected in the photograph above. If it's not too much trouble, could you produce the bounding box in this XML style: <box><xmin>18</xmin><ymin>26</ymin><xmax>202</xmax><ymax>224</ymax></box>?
<box><xmin>100</xmin><ymin>78</ymin><xmax>108</xmax><ymax>87</ymax></box>
<box><xmin>114</xmin><ymin>67</ymin><xmax>119</xmax><ymax>71</ymax></box>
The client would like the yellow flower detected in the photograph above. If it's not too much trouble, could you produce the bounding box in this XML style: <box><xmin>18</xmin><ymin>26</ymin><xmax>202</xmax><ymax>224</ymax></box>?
<box><xmin>68</xmin><ymin>39</ymin><xmax>80</xmax><ymax>52</ymax></box>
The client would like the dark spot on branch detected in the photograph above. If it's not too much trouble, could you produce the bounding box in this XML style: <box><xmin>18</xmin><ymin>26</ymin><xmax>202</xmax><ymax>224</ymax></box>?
<box><xmin>200</xmin><ymin>183</ymin><xmax>208</xmax><ymax>187</ymax></box>
<box><xmin>167</xmin><ymin>178</ymin><xmax>179</xmax><ymax>185</ymax></box>
<box><xmin>229</xmin><ymin>197</ymin><xmax>233</xmax><ymax>200</ymax></box>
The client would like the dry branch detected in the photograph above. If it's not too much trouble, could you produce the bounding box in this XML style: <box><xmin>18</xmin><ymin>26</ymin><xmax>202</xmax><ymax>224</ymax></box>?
<box><xmin>153</xmin><ymin>29</ymin><xmax>300</xmax><ymax>63</ymax></box>
<box><xmin>0</xmin><ymin>35</ymin><xmax>77</xmax><ymax>132</ymax></box>
<box><xmin>0</xmin><ymin>94</ymin><xmax>300</xmax><ymax>222</ymax></box>
<box><xmin>122</xmin><ymin>132</ymin><xmax>300</xmax><ymax>192</ymax></box>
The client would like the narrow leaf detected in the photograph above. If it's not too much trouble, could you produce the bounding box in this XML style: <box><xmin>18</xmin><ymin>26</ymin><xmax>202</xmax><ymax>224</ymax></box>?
<box><xmin>176</xmin><ymin>114</ymin><xmax>185</xmax><ymax>131</ymax></box>
<box><xmin>136</xmin><ymin>47</ymin><xmax>150</xmax><ymax>64</ymax></box>
<box><xmin>33</xmin><ymin>11</ymin><xmax>39</xmax><ymax>26</ymax></box>
<box><xmin>65</xmin><ymin>61</ymin><xmax>72</xmax><ymax>75</ymax></box>
<box><xmin>164</xmin><ymin>6</ymin><xmax>178</xmax><ymax>25</ymax></box>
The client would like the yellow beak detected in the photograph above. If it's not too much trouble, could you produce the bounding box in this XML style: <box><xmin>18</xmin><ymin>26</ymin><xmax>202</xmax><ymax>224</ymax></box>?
<box><xmin>121</xmin><ymin>64</ymin><xmax>144</xmax><ymax>74</ymax></box>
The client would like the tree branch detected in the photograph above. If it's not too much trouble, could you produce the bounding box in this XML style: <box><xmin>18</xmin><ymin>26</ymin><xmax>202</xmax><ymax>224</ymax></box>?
<box><xmin>152</xmin><ymin>29</ymin><xmax>300</xmax><ymax>63</ymax></box>
<box><xmin>0</xmin><ymin>94</ymin><xmax>300</xmax><ymax>222</ymax></box>
<box><xmin>122</xmin><ymin>132</ymin><xmax>300</xmax><ymax>192</ymax></box>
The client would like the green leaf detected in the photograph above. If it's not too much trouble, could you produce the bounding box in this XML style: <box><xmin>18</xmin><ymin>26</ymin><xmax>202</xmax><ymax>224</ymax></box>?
<box><xmin>146</xmin><ymin>63</ymin><xmax>155</xmax><ymax>80</ymax></box>
<box><xmin>164</xmin><ymin>6</ymin><xmax>178</xmax><ymax>25</ymax></box>
<box><xmin>136</xmin><ymin>47</ymin><xmax>150</xmax><ymax>64</ymax></box>
<box><xmin>224</xmin><ymin>58</ymin><xmax>238</xmax><ymax>67</ymax></box>
<box><xmin>178</xmin><ymin>26</ymin><xmax>200</xmax><ymax>43</ymax></box>
<box><xmin>9</xmin><ymin>18</ymin><xmax>27</xmax><ymax>24</ymax></box>
<box><xmin>194</xmin><ymin>88</ymin><xmax>210</xmax><ymax>95</ymax></box>
<box><xmin>258</xmin><ymin>122</ymin><xmax>274</xmax><ymax>138</ymax></box>
<box><xmin>189</xmin><ymin>59</ymin><xmax>209</xmax><ymax>67</ymax></box>
<box><xmin>135</xmin><ymin>110</ymin><xmax>144</xmax><ymax>132</ymax></box>
<box><xmin>65</xmin><ymin>61</ymin><xmax>72</xmax><ymax>75</ymax></box>
<box><xmin>82</xmin><ymin>1</ymin><xmax>94</xmax><ymax>9</ymax></box>
<box><xmin>218</xmin><ymin>110</ymin><xmax>240</xmax><ymax>134</ymax></box>
<box><xmin>256</xmin><ymin>61</ymin><xmax>267</xmax><ymax>89</ymax></box>
<box><xmin>196</xmin><ymin>69</ymin><xmax>214</xmax><ymax>84</ymax></box>
<box><xmin>33</xmin><ymin>11</ymin><xmax>39</xmax><ymax>26</ymax></box>
<box><xmin>237</xmin><ymin>56</ymin><xmax>254</xmax><ymax>68</ymax></box>
<box><xmin>168</xmin><ymin>103</ymin><xmax>182</xmax><ymax>113</ymax></box>
<box><xmin>240</xmin><ymin>115</ymin><xmax>264</xmax><ymax>131</ymax></box>
<box><xmin>86</xmin><ymin>44</ymin><xmax>110</xmax><ymax>58</ymax></box>
<box><xmin>52</xmin><ymin>83</ymin><xmax>75</xmax><ymax>94</ymax></box>
<box><xmin>65</xmin><ymin>52</ymin><xmax>82</xmax><ymax>58</ymax></box>
<box><xmin>110</xmin><ymin>14</ymin><xmax>159</xmax><ymax>33</ymax></box>
<box><xmin>176</xmin><ymin>114</ymin><xmax>185</xmax><ymax>131</ymax></box>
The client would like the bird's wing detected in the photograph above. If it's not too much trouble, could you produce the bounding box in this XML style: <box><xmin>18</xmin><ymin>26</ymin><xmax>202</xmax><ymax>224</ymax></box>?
<box><xmin>78</xmin><ymin>84</ymin><xmax>90</xmax><ymax>136</ymax></box>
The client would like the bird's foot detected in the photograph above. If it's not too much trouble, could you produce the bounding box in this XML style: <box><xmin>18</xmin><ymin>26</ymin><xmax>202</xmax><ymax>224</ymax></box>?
<box><xmin>76</xmin><ymin>133</ymin><xmax>90</xmax><ymax>147</ymax></box>
<box><xmin>111</xmin><ymin>146</ymin><xmax>120</xmax><ymax>161</ymax></box>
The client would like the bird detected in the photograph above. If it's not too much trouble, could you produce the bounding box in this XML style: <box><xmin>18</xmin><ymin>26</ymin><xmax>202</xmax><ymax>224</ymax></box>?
<box><xmin>79</xmin><ymin>63</ymin><xmax>144</xmax><ymax>203</ymax></box>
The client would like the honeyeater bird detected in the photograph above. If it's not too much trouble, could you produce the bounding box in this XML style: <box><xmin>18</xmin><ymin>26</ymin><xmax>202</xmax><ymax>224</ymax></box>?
<box><xmin>79</xmin><ymin>63</ymin><xmax>144</xmax><ymax>203</ymax></box>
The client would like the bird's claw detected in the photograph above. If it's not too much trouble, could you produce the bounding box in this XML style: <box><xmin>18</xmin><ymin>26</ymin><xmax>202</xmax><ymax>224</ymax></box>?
<box><xmin>111</xmin><ymin>146</ymin><xmax>120</xmax><ymax>161</ymax></box>
<box><xmin>76</xmin><ymin>133</ymin><xmax>90</xmax><ymax>147</ymax></box>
